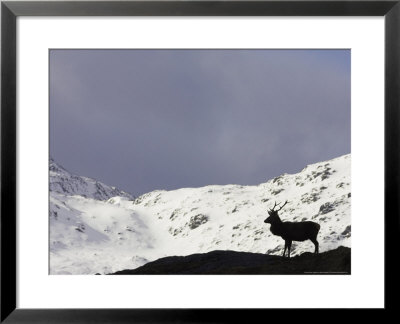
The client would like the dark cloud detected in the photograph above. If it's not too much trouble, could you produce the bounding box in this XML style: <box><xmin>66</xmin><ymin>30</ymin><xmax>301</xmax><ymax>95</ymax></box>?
<box><xmin>50</xmin><ymin>49</ymin><xmax>350</xmax><ymax>195</ymax></box>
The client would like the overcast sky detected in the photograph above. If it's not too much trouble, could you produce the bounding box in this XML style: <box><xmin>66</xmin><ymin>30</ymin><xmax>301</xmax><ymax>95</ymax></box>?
<box><xmin>50</xmin><ymin>49</ymin><xmax>350</xmax><ymax>196</ymax></box>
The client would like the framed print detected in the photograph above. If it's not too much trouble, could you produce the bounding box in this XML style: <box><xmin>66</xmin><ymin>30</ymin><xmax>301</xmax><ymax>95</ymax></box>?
<box><xmin>1</xmin><ymin>0</ymin><xmax>399</xmax><ymax>321</ymax></box>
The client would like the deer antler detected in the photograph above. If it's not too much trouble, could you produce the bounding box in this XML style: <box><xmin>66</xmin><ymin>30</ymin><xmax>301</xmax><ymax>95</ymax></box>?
<box><xmin>276</xmin><ymin>200</ymin><xmax>288</xmax><ymax>212</ymax></box>
<box><xmin>269</xmin><ymin>201</ymin><xmax>278</xmax><ymax>212</ymax></box>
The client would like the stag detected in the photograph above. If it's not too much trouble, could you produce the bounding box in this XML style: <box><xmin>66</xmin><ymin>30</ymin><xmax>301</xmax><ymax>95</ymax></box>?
<box><xmin>264</xmin><ymin>201</ymin><xmax>320</xmax><ymax>257</ymax></box>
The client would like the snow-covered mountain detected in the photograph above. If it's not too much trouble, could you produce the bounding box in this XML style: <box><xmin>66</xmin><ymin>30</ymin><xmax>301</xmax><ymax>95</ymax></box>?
<box><xmin>50</xmin><ymin>154</ymin><xmax>351</xmax><ymax>275</ymax></box>
<box><xmin>50</xmin><ymin>157</ymin><xmax>133</xmax><ymax>200</ymax></box>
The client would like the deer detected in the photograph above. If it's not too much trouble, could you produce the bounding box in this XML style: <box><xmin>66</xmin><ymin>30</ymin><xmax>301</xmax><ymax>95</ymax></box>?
<box><xmin>264</xmin><ymin>201</ymin><xmax>320</xmax><ymax>258</ymax></box>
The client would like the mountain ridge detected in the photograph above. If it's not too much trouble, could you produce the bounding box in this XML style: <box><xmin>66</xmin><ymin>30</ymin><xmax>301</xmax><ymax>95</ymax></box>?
<box><xmin>50</xmin><ymin>157</ymin><xmax>133</xmax><ymax>200</ymax></box>
<box><xmin>111</xmin><ymin>246</ymin><xmax>351</xmax><ymax>275</ymax></box>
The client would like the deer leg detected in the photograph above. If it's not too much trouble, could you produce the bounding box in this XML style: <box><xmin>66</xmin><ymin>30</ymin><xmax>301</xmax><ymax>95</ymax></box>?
<box><xmin>311</xmin><ymin>238</ymin><xmax>319</xmax><ymax>254</ymax></box>
<box><xmin>287</xmin><ymin>241</ymin><xmax>292</xmax><ymax>258</ymax></box>
<box><xmin>283</xmin><ymin>241</ymin><xmax>287</xmax><ymax>257</ymax></box>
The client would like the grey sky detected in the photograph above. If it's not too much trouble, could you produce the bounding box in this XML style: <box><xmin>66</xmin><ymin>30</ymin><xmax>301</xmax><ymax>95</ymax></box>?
<box><xmin>50</xmin><ymin>49</ymin><xmax>350</xmax><ymax>196</ymax></box>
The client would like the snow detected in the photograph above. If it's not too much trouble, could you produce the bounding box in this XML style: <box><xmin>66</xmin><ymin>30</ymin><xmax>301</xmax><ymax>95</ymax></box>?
<box><xmin>49</xmin><ymin>157</ymin><xmax>133</xmax><ymax>201</ymax></box>
<box><xmin>49</xmin><ymin>154</ymin><xmax>351</xmax><ymax>274</ymax></box>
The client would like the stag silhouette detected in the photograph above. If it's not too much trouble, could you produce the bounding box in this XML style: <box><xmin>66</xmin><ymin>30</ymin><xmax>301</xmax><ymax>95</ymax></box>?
<box><xmin>264</xmin><ymin>201</ymin><xmax>320</xmax><ymax>257</ymax></box>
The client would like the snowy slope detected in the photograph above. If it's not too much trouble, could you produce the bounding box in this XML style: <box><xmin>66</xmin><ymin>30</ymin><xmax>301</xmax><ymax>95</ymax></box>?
<box><xmin>50</xmin><ymin>154</ymin><xmax>351</xmax><ymax>275</ymax></box>
<box><xmin>50</xmin><ymin>157</ymin><xmax>133</xmax><ymax>200</ymax></box>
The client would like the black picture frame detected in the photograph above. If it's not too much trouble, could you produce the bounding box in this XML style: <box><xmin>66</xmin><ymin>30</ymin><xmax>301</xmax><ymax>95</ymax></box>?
<box><xmin>1</xmin><ymin>0</ymin><xmax>398</xmax><ymax>321</ymax></box>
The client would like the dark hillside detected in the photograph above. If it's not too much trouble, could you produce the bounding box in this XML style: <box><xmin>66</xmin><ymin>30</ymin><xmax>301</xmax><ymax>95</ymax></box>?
<box><xmin>112</xmin><ymin>246</ymin><xmax>350</xmax><ymax>275</ymax></box>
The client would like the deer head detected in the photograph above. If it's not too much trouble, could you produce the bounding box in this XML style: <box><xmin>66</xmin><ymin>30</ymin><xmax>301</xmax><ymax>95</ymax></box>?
<box><xmin>264</xmin><ymin>200</ymin><xmax>288</xmax><ymax>224</ymax></box>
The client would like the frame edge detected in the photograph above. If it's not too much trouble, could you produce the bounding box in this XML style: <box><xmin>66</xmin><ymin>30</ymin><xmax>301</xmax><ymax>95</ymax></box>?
<box><xmin>384</xmin><ymin>0</ymin><xmax>400</xmax><ymax>311</ymax></box>
<box><xmin>1</xmin><ymin>1</ymin><xmax>17</xmax><ymax>322</ymax></box>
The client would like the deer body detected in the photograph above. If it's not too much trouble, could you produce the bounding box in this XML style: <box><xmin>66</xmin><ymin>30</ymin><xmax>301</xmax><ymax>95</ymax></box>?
<box><xmin>265</xmin><ymin>201</ymin><xmax>320</xmax><ymax>257</ymax></box>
